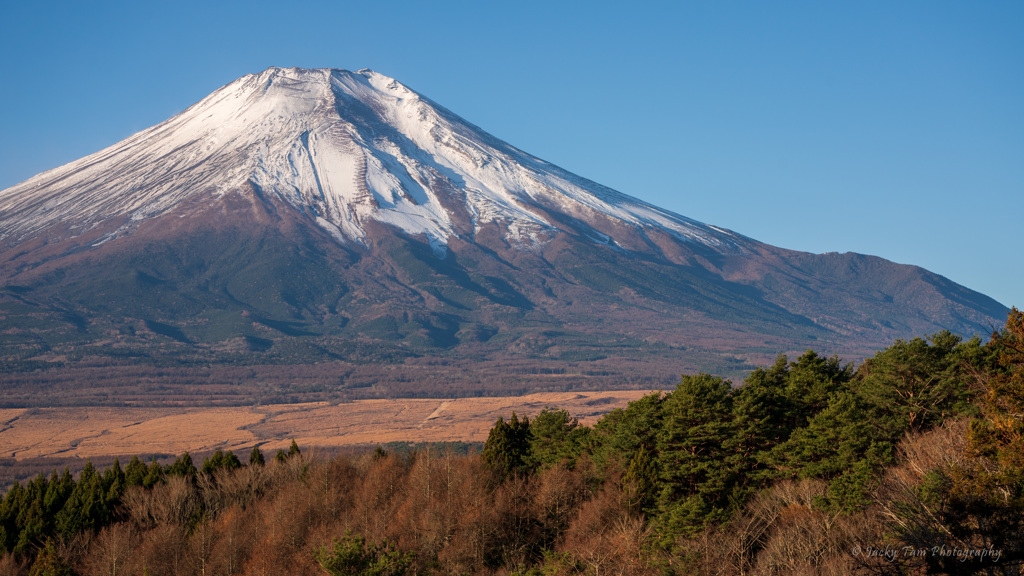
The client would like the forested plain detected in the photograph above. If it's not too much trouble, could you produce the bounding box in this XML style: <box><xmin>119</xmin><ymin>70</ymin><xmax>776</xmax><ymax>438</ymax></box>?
<box><xmin>2</xmin><ymin>310</ymin><xmax>1023</xmax><ymax>576</ymax></box>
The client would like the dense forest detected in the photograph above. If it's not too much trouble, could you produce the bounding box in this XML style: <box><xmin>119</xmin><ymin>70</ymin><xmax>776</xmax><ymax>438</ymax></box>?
<box><xmin>2</xmin><ymin>309</ymin><xmax>1022</xmax><ymax>575</ymax></box>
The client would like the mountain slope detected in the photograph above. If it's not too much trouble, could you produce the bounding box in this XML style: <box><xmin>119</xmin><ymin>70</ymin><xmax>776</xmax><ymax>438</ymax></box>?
<box><xmin>0</xmin><ymin>68</ymin><xmax>739</xmax><ymax>254</ymax></box>
<box><xmin>0</xmin><ymin>67</ymin><xmax>1007</xmax><ymax>405</ymax></box>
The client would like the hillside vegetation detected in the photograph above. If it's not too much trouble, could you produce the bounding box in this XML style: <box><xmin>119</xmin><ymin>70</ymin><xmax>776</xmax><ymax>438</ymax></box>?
<box><xmin>2</xmin><ymin>310</ymin><xmax>1022</xmax><ymax>575</ymax></box>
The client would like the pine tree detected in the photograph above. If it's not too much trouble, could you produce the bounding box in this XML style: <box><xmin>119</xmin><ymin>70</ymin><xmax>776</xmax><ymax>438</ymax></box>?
<box><xmin>589</xmin><ymin>391</ymin><xmax>665</xmax><ymax>471</ymax></box>
<box><xmin>16</xmin><ymin>474</ymin><xmax>48</xmax><ymax>554</ymax></box>
<box><xmin>0</xmin><ymin>481</ymin><xmax>26</xmax><ymax>552</ymax></box>
<box><xmin>886</xmin><ymin>310</ymin><xmax>1024</xmax><ymax>573</ymax></box>
<box><xmin>781</xmin><ymin>350</ymin><xmax>853</xmax><ymax>427</ymax></box>
<box><xmin>857</xmin><ymin>331</ymin><xmax>978</xmax><ymax>434</ymax></box>
<box><xmin>622</xmin><ymin>444</ymin><xmax>658</xmax><ymax>515</ymax></box>
<box><xmin>54</xmin><ymin>460</ymin><xmax>103</xmax><ymax>539</ymax></box>
<box><xmin>764</xmin><ymin>390</ymin><xmax>894</xmax><ymax>511</ymax></box>
<box><xmin>125</xmin><ymin>456</ymin><xmax>147</xmax><ymax>486</ymax></box>
<box><xmin>727</xmin><ymin>361</ymin><xmax>791</xmax><ymax>485</ymax></box>
<box><xmin>529</xmin><ymin>408</ymin><xmax>585</xmax><ymax>468</ymax></box>
<box><xmin>971</xmin><ymin>308</ymin><xmax>1024</xmax><ymax>472</ymax></box>
<box><xmin>201</xmin><ymin>449</ymin><xmax>240</xmax><ymax>475</ymax></box>
<box><xmin>142</xmin><ymin>458</ymin><xmax>163</xmax><ymax>488</ymax></box>
<box><xmin>315</xmin><ymin>531</ymin><xmax>413</xmax><ymax>576</ymax></box>
<box><xmin>482</xmin><ymin>412</ymin><xmax>533</xmax><ymax>480</ymax></box>
<box><xmin>656</xmin><ymin>374</ymin><xmax>736</xmax><ymax>535</ymax></box>
<box><xmin>43</xmin><ymin>469</ymin><xmax>74</xmax><ymax>525</ymax></box>
<box><xmin>166</xmin><ymin>452</ymin><xmax>197</xmax><ymax>478</ymax></box>
<box><xmin>249</xmin><ymin>446</ymin><xmax>265</xmax><ymax>467</ymax></box>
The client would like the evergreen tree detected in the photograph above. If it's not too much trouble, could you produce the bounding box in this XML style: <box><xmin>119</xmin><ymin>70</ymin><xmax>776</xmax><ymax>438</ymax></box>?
<box><xmin>971</xmin><ymin>308</ymin><xmax>1024</xmax><ymax>474</ymax></box>
<box><xmin>781</xmin><ymin>350</ymin><xmax>853</xmax><ymax>428</ymax></box>
<box><xmin>224</xmin><ymin>450</ymin><xmax>242</xmax><ymax>469</ymax></box>
<box><xmin>886</xmin><ymin>310</ymin><xmax>1024</xmax><ymax>572</ymax></box>
<box><xmin>249</xmin><ymin>446</ymin><xmax>265</xmax><ymax>467</ymax></box>
<box><xmin>657</xmin><ymin>374</ymin><xmax>736</xmax><ymax>535</ymax></box>
<box><xmin>166</xmin><ymin>452</ymin><xmax>197</xmax><ymax>478</ymax></box>
<box><xmin>43</xmin><ymin>469</ymin><xmax>74</xmax><ymax>524</ymax></box>
<box><xmin>764</xmin><ymin>390</ymin><xmax>894</xmax><ymax>511</ymax></box>
<box><xmin>1</xmin><ymin>482</ymin><xmax>26</xmax><ymax>552</ymax></box>
<box><xmin>482</xmin><ymin>412</ymin><xmax>533</xmax><ymax>480</ymax></box>
<box><xmin>200</xmin><ymin>449</ymin><xmax>240</xmax><ymax>475</ymax></box>
<box><xmin>54</xmin><ymin>460</ymin><xmax>105</xmax><ymax>539</ymax></box>
<box><xmin>857</xmin><ymin>331</ymin><xmax>979</xmax><ymax>434</ymax></box>
<box><xmin>15</xmin><ymin>474</ymin><xmax>48</xmax><ymax>554</ymax></box>
<box><xmin>202</xmin><ymin>449</ymin><xmax>224</xmax><ymax>475</ymax></box>
<box><xmin>142</xmin><ymin>458</ymin><xmax>164</xmax><ymax>488</ymax></box>
<box><xmin>727</xmin><ymin>360</ymin><xmax>792</xmax><ymax>486</ymax></box>
<box><xmin>622</xmin><ymin>444</ymin><xmax>658</xmax><ymax>515</ymax></box>
<box><xmin>589</xmin><ymin>391</ymin><xmax>665</xmax><ymax>471</ymax></box>
<box><xmin>125</xmin><ymin>456</ymin><xmax>147</xmax><ymax>486</ymax></box>
<box><xmin>315</xmin><ymin>531</ymin><xmax>413</xmax><ymax>576</ymax></box>
<box><xmin>529</xmin><ymin>408</ymin><xmax>586</xmax><ymax>468</ymax></box>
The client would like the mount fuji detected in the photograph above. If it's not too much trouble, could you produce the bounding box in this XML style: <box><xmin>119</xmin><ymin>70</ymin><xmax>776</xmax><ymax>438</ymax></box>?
<box><xmin>0</xmin><ymin>67</ymin><xmax>1006</xmax><ymax>405</ymax></box>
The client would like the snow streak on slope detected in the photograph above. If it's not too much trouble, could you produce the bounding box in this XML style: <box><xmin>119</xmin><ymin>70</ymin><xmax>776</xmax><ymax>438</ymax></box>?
<box><xmin>0</xmin><ymin>67</ymin><xmax>743</xmax><ymax>253</ymax></box>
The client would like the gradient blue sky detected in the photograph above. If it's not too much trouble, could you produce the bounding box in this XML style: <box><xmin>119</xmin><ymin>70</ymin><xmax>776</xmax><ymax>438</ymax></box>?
<box><xmin>1</xmin><ymin>1</ymin><xmax>1021</xmax><ymax>312</ymax></box>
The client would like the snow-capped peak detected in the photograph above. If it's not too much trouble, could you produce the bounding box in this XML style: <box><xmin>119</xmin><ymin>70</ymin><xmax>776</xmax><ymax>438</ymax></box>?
<box><xmin>0</xmin><ymin>67</ymin><xmax>742</xmax><ymax>254</ymax></box>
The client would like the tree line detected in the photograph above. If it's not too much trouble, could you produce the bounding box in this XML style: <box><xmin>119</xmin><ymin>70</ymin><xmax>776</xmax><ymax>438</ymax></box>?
<box><xmin>2</xmin><ymin>310</ymin><xmax>1023</xmax><ymax>575</ymax></box>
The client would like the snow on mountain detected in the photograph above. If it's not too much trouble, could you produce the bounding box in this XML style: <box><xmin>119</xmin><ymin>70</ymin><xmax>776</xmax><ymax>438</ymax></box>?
<box><xmin>0</xmin><ymin>67</ymin><xmax>1009</xmax><ymax>402</ymax></box>
<box><xmin>0</xmin><ymin>67</ymin><xmax>742</xmax><ymax>254</ymax></box>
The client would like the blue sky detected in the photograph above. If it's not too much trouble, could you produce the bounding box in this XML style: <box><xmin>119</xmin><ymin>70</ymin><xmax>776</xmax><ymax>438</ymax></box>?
<box><xmin>1</xmin><ymin>1</ymin><xmax>1021</xmax><ymax>311</ymax></box>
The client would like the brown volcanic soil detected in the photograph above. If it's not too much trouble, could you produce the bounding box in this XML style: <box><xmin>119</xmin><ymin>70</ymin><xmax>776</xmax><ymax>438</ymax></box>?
<box><xmin>0</xmin><ymin>391</ymin><xmax>649</xmax><ymax>463</ymax></box>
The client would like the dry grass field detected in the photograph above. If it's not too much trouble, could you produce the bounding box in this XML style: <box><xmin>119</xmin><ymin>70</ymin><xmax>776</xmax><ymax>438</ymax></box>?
<box><xmin>0</xmin><ymin>391</ymin><xmax>651</xmax><ymax>462</ymax></box>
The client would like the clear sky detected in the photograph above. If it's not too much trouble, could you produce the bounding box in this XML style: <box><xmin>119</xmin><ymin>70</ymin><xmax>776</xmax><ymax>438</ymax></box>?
<box><xmin>1</xmin><ymin>1</ymin><xmax>1021</xmax><ymax>311</ymax></box>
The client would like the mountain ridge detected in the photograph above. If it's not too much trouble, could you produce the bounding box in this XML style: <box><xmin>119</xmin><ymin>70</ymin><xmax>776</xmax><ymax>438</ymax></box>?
<box><xmin>0</xmin><ymin>67</ymin><xmax>744</xmax><ymax>255</ymax></box>
<box><xmin>0</xmin><ymin>67</ymin><xmax>1007</xmax><ymax>405</ymax></box>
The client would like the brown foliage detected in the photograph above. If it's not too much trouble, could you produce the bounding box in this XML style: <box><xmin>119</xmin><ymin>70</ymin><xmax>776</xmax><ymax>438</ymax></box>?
<box><xmin>136</xmin><ymin>524</ymin><xmax>187</xmax><ymax>576</ymax></box>
<box><xmin>556</xmin><ymin>472</ymin><xmax>661</xmax><ymax>576</ymax></box>
<box><xmin>9</xmin><ymin>428</ymin><xmax>994</xmax><ymax>576</ymax></box>
<box><xmin>0</xmin><ymin>554</ymin><xmax>26</xmax><ymax>576</ymax></box>
<box><xmin>83</xmin><ymin>523</ymin><xmax>139</xmax><ymax>576</ymax></box>
<box><xmin>671</xmin><ymin>478</ymin><xmax>887</xmax><ymax>576</ymax></box>
<box><xmin>207</xmin><ymin>506</ymin><xmax>254</xmax><ymax>576</ymax></box>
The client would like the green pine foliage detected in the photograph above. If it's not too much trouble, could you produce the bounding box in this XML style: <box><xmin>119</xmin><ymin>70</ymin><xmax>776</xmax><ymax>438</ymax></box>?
<box><xmin>857</xmin><ymin>330</ymin><xmax>982</xmax><ymax>433</ymax></box>
<box><xmin>482</xmin><ymin>412</ymin><xmax>534</xmax><ymax>480</ymax></box>
<box><xmin>142</xmin><ymin>458</ymin><xmax>164</xmax><ymax>488</ymax></box>
<box><xmin>250</xmin><ymin>446</ymin><xmax>266</xmax><ymax>467</ymax></box>
<box><xmin>125</xmin><ymin>456</ymin><xmax>148</xmax><ymax>486</ymax></box>
<box><xmin>622</xmin><ymin>444</ymin><xmax>658</xmax><ymax>515</ymax></box>
<box><xmin>588</xmin><ymin>391</ymin><xmax>665</xmax><ymax>472</ymax></box>
<box><xmin>0</xmin><ymin>460</ymin><xmax>123</xmax><ymax>555</ymax></box>
<box><xmin>656</xmin><ymin>374</ymin><xmax>737</xmax><ymax>535</ymax></box>
<box><xmin>165</xmin><ymin>451</ymin><xmax>197</xmax><ymax>478</ymax></box>
<box><xmin>0</xmin><ymin>445</ymin><xmax>270</xmax><ymax>559</ymax></box>
<box><xmin>201</xmin><ymin>449</ymin><xmax>243</xmax><ymax>476</ymax></box>
<box><xmin>471</xmin><ymin>331</ymin><xmax>985</xmax><ymax>541</ymax></box>
<box><xmin>529</xmin><ymin>408</ymin><xmax>588</xmax><ymax>469</ymax></box>
<box><xmin>315</xmin><ymin>531</ymin><xmax>414</xmax><ymax>576</ymax></box>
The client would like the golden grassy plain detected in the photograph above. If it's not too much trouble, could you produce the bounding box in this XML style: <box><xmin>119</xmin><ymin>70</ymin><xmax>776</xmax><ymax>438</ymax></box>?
<box><xmin>0</xmin><ymin>391</ymin><xmax>652</xmax><ymax>461</ymax></box>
